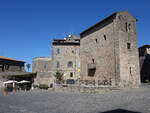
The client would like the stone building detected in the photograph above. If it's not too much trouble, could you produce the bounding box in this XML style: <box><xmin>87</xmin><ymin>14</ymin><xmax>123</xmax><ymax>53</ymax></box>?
<box><xmin>52</xmin><ymin>35</ymin><xmax>80</xmax><ymax>83</ymax></box>
<box><xmin>0</xmin><ymin>56</ymin><xmax>25</xmax><ymax>72</ymax></box>
<box><xmin>32</xmin><ymin>57</ymin><xmax>54</xmax><ymax>86</ymax></box>
<box><xmin>80</xmin><ymin>11</ymin><xmax>140</xmax><ymax>88</ymax></box>
<box><xmin>0</xmin><ymin>56</ymin><xmax>35</xmax><ymax>89</ymax></box>
<box><xmin>139</xmin><ymin>45</ymin><xmax>150</xmax><ymax>82</ymax></box>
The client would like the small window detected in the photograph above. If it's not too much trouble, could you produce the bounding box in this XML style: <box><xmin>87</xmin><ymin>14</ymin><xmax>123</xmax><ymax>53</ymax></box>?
<box><xmin>128</xmin><ymin>24</ymin><xmax>131</xmax><ymax>32</ymax></box>
<box><xmin>125</xmin><ymin>23</ymin><xmax>131</xmax><ymax>32</ymax></box>
<box><xmin>57</xmin><ymin>48</ymin><xmax>60</xmax><ymax>54</ymax></box>
<box><xmin>104</xmin><ymin>35</ymin><xmax>106</xmax><ymax>40</ymax></box>
<box><xmin>56</xmin><ymin>61</ymin><xmax>60</xmax><ymax>68</ymax></box>
<box><xmin>72</xmin><ymin>50</ymin><xmax>74</xmax><ymax>53</ymax></box>
<box><xmin>95</xmin><ymin>39</ymin><xmax>98</xmax><ymax>43</ymax></box>
<box><xmin>88</xmin><ymin>69</ymin><xmax>96</xmax><ymax>77</ymax></box>
<box><xmin>68</xmin><ymin>61</ymin><xmax>73</xmax><ymax>68</ymax></box>
<box><xmin>70</xmin><ymin>72</ymin><xmax>73</xmax><ymax>77</ymax></box>
<box><xmin>127</xmin><ymin>43</ymin><xmax>131</xmax><ymax>49</ymax></box>
<box><xmin>92</xmin><ymin>58</ymin><xmax>95</xmax><ymax>63</ymax></box>
<box><xmin>125</xmin><ymin>22</ymin><xmax>128</xmax><ymax>32</ymax></box>
<box><xmin>130</xmin><ymin>67</ymin><xmax>132</xmax><ymax>74</ymax></box>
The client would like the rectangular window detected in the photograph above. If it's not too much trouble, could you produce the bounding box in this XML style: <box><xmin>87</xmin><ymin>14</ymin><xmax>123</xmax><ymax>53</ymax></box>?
<box><xmin>104</xmin><ymin>35</ymin><xmax>106</xmax><ymax>40</ymax></box>
<box><xmin>88</xmin><ymin>69</ymin><xmax>96</xmax><ymax>77</ymax></box>
<box><xmin>68</xmin><ymin>61</ymin><xmax>73</xmax><ymax>68</ymax></box>
<box><xmin>125</xmin><ymin>23</ymin><xmax>128</xmax><ymax>32</ymax></box>
<box><xmin>127</xmin><ymin>43</ymin><xmax>131</xmax><ymax>49</ymax></box>
<box><xmin>95</xmin><ymin>39</ymin><xmax>98</xmax><ymax>43</ymax></box>
<box><xmin>130</xmin><ymin>67</ymin><xmax>132</xmax><ymax>74</ymax></box>
<box><xmin>57</xmin><ymin>48</ymin><xmax>60</xmax><ymax>54</ymax></box>
<box><xmin>128</xmin><ymin>24</ymin><xmax>131</xmax><ymax>32</ymax></box>
<box><xmin>70</xmin><ymin>72</ymin><xmax>73</xmax><ymax>77</ymax></box>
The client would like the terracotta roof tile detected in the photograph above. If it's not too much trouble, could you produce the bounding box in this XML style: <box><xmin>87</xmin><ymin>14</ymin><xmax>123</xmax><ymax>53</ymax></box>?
<box><xmin>0</xmin><ymin>56</ymin><xmax>25</xmax><ymax>62</ymax></box>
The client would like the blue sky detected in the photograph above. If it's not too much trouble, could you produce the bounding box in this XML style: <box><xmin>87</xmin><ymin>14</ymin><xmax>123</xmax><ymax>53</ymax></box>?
<box><xmin>0</xmin><ymin>0</ymin><xmax>150</xmax><ymax>71</ymax></box>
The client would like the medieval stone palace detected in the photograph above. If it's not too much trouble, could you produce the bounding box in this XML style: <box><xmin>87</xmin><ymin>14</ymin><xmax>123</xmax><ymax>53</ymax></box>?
<box><xmin>33</xmin><ymin>11</ymin><xmax>141</xmax><ymax>88</ymax></box>
<box><xmin>80</xmin><ymin>11</ymin><xmax>140</xmax><ymax>88</ymax></box>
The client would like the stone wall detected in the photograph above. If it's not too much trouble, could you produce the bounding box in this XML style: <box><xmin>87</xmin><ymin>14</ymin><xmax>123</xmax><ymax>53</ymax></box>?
<box><xmin>80</xmin><ymin>16</ymin><xmax>116</xmax><ymax>86</ymax></box>
<box><xmin>115</xmin><ymin>11</ymin><xmax>140</xmax><ymax>88</ymax></box>
<box><xmin>52</xmin><ymin>36</ymin><xmax>80</xmax><ymax>81</ymax></box>
<box><xmin>32</xmin><ymin>57</ymin><xmax>54</xmax><ymax>86</ymax></box>
<box><xmin>53</xmin><ymin>84</ymin><xmax>118</xmax><ymax>93</ymax></box>
<box><xmin>80</xmin><ymin>11</ymin><xmax>140</xmax><ymax>88</ymax></box>
<box><xmin>34</xmin><ymin>72</ymin><xmax>54</xmax><ymax>86</ymax></box>
<box><xmin>32</xmin><ymin>57</ymin><xmax>52</xmax><ymax>73</ymax></box>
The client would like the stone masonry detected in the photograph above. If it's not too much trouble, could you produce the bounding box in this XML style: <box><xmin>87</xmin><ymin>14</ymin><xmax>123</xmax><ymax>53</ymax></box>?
<box><xmin>80</xmin><ymin>11</ymin><xmax>141</xmax><ymax>88</ymax></box>
<box><xmin>52</xmin><ymin>35</ymin><xmax>80</xmax><ymax>83</ymax></box>
<box><xmin>32</xmin><ymin>57</ymin><xmax>54</xmax><ymax>86</ymax></box>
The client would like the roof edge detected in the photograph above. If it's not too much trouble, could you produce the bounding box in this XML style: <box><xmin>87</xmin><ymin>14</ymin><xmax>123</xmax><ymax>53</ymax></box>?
<box><xmin>80</xmin><ymin>12</ymin><xmax>117</xmax><ymax>36</ymax></box>
<box><xmin>0</xmin><ymin>56</ymin><xmax>25</xmax><ymax>63</ymax></box>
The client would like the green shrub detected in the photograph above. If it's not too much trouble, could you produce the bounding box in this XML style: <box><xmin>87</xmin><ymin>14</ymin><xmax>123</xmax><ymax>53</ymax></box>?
<box><xmin>54</xmin><ymin>71</ymin><xmax>64</xmax><ymax>82</ymax></box>
<box><xmin>39</xmin><ymin>84</ymin><xmax>49</xmax><ymax>90</ymax></box>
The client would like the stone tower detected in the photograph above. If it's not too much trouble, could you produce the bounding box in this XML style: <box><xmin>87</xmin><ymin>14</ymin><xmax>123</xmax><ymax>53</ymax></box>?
<box><xmin>139</xmin><ymin>45</ymin><xmax>150</xmax><ymax>82</ymax></box>
<box><xmin>80</xmin><ymin>11</ymin><xmax>140</xmax><ymax>88</ymax></box>
<box><xmin>52</xmin><ymin>35</ymin><xmax>80</xmax><ymax>83</ymax></box>
<box><xmin>32</xmin><ymin>57</ymin><xmax>54</xmax><ymax>86</ymax></box>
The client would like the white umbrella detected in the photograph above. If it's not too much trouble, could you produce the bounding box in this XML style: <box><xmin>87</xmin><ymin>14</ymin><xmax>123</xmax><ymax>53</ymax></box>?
<box><xmin>3</xmin><ymin>80</ymin><xmax>18</xmax><ymax>84</ymax></box>
<box><xmin>18</xmin><ymin>80</ymin><xmax>30</xmax><ymax>84</ymax></box>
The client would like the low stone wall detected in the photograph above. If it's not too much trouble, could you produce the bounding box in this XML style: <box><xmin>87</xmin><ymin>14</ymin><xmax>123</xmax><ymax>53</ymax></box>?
<box><xmin>53</xmin><ymin>84</ymin><xmax>119</xmax><ymax>94</ymax></box>
<box><xmin>34</xmin><ymin>72</ymin><xmax>54</xmax><ymax>86</ymax></box>
<box><xmin>79</xmin><ymin>80</ymin><xmax>112</xmax><ymax>86</ymax></box>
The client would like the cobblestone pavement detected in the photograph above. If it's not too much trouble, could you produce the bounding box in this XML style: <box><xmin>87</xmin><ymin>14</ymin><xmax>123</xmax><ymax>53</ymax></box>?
<box><xmin>0</xmin><ymin>84</ymin><xmax>150</xmax><ymax>113</ymax></box>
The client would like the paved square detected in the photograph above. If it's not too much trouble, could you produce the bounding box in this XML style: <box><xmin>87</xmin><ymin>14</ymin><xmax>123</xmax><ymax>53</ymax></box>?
<box><xmin>0</xmin><ymin>84</ymin><xmax>150</xmax><ymax>113</ymax></box>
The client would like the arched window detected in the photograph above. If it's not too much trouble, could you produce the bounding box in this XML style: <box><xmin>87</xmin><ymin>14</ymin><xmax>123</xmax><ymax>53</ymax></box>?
<box><xmin>68</xmin><ymin>61</ymin><xmax>73</xmax><ymax>68</ymax></box>
<box><xmin>104</xmin><ymin>35</ymin><xmax>106</xmax><ymax>40</ymax></box>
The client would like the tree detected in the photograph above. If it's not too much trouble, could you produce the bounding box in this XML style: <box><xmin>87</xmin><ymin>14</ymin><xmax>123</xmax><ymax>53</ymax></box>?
<box><xmin>26</xmin><ymin>64</ymin><xmax>31</xmax><ymax>72</ymax></box>
<box><xmin>54</xmin><ymin>71</ymin><xmax>64</xmax><ymax>83</ymax></box>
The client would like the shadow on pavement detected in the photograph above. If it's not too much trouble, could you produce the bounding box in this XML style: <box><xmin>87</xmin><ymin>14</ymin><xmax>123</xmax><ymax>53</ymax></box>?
<box><xmin>100</xmin><ymin>109</ymin><xmax>141</xmax><ymax>113</ymax></box>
